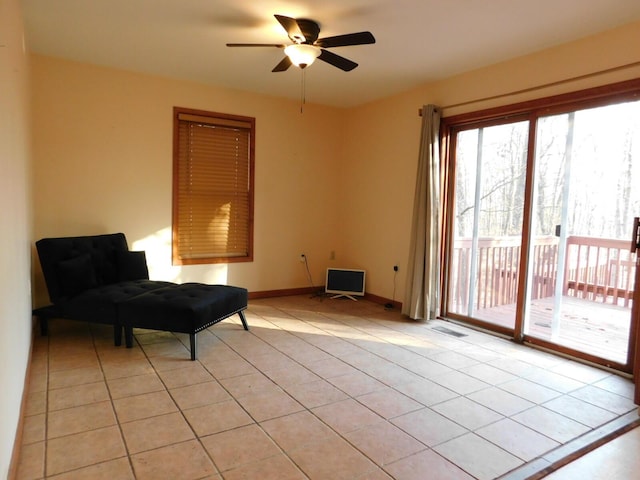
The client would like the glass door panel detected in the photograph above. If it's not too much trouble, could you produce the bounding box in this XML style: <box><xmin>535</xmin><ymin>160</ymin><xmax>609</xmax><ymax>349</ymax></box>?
<box><xmin>525</xmin><ymin>101</ymin><xmax>640</xmax><ymax>365</ymax></box>
<box><xmin>447</xmin><ymin>120</ymin><xmax>529</xmax><ymax>329</ymax></box>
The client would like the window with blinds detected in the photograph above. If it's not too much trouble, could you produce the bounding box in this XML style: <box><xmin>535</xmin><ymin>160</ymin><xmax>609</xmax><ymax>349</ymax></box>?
<box><xmin>172</xmin><ymin>107</ymin><xmax>255</xmax><ymax>265</ymax></box>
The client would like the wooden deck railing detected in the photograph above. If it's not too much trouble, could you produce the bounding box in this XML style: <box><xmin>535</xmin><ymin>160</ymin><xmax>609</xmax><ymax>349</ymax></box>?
<box><xmin>449</xmin><ymin>235</ymin><xmax>636</xmax><ymax>311</ymax></box>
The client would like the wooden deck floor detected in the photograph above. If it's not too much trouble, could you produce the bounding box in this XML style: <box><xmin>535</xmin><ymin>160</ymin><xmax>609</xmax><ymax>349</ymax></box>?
<box><xmin>472</xmin><ymin>296</ymin><xmax>632</xmax><ymax>364</ymax></box>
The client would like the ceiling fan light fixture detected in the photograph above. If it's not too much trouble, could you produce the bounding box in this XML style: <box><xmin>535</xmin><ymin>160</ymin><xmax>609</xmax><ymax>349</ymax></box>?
<box><xmin>284</xmin><ymin>44</ymin><xmax>321</xmax><ymax>69</ymax></box>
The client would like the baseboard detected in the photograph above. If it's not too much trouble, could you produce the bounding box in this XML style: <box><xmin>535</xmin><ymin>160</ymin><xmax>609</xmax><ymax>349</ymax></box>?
<box><xmin>364</xmin><ymin>292</ymin><xmax>402</xmax><ymax>310</ymax></box>
<box><xmin>248</xmin><ymin>287</ymin><xmax>322</xmax><ymax>299</ymax></box>
<box><xmin>248</xmin><ymin>288</ymin><xmax>403</xmax><ymax>310</ymax></box>
<box><xmin>8</xmin><ymin>320</ymin><xmax>37</xmax><ymax>480</ymax></box>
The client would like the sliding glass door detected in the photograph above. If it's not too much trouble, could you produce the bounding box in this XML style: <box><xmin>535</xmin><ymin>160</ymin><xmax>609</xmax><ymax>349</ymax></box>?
<box><xmin>446</xmin><ymin>119</ymin><xmax>529</xmax><ymax>332</ymax></box>
<box><xmin>442</xmin><ymin>81</ymin><xmax>640</xmax><ymax>371</ymax></box>
<box><xmin>524</xmin><ymin>101</ymin><xmax>640</xmax><ymax>366</ymax></box>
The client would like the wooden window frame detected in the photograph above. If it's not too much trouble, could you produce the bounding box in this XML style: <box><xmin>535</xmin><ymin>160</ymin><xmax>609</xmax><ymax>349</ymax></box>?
<box><xmin>172</xmin><ymin>106</ymin><xmax>255</xmax><ymax>265</ymax></box>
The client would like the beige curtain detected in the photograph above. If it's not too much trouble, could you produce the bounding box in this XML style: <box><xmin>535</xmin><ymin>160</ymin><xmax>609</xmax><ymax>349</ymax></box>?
<box><xmin>403</xmin><ymin>105</ymin><xmax>441</xmax><ymax>320</ymax></box>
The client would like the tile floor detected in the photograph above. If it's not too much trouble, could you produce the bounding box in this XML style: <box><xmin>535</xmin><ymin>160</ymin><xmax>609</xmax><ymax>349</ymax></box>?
<box><xmin>14</xmin><ymin>295</ymin><xmax>640</xmax><ymax>479</ymax></box>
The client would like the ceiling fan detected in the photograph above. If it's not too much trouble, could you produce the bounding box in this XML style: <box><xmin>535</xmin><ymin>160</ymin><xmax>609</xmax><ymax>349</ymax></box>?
<box><xmin>226</xmin><ymin>14</ymin><xmax>375</xmax><ymax>72</ymax></box>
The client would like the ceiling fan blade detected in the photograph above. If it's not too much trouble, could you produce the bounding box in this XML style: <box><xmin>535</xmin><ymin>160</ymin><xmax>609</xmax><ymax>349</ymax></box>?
<box><xmin>272</xmin><ymin>56</ymin><xmax>292</xmax><ymax>72</ymax></box>
<box><xmin>226</xmin><ymin>43</ymin><xmax>285</xmax><ymax>48</ymax></box>
<box><xmin>316</xmin><ymin>31</ymin><xmax>376</xmax><ymax>48</ymax></box>
<box><xmin>318</xmin><ymin>49</ymin><xmax>358</xmax><ymax>71</ymax></box>
<box><xmin>274</xmin><ymin>14</ymin><xmax>306</xmax><ymax>43</ymax></box>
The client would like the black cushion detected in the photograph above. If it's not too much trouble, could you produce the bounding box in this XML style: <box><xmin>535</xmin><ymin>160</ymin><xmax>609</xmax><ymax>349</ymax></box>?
<box><xmin>61</xmin><ymin>279</ymin><xmax>176</xmax><ymax>324</ymax></box>
<box><xmin>57</xmin><ymin>254</ymin><xmax>97</xmax><ymax>297</ymax></box>
<box><xmin>117</xmin><ymin>250</ymin><xmax>149</xmax><ymax>281</ymax></box>
<box><xmin>36</xmin><ymin>233</ymin><xmax>130</xmax><ymax>304</ymax></box>
<box><xmin>118</xmin><ymin>283</ymin><xmax>248</xmax><ymax>333</ymax></box>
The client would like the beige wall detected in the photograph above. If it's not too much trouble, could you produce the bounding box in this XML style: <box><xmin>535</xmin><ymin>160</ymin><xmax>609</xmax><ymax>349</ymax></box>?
<box><xmin>31</xmin><ymin>57</ymin><xmax>346</xmax><ymax>305</ymax></box>
<box><xmin>0</xmin><ymin>0</ymin><xmax>32</xmax><ymax>477</ymax></box>
<box><xmin>342</xmin><ymin>20</ymin><xmax>640</xmax><ymax>303</ymax></box>
<box><xmin>30</xmin><ymin>19</ymin><xmax>640</xmax><ymax>309</ymax></box>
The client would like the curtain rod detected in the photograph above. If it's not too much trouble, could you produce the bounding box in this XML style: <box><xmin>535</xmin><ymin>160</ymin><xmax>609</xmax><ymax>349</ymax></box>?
<box><xmin>418</xmin><ymin>60</ymin><xmax>640</xmax><ymax>116</ymax></box>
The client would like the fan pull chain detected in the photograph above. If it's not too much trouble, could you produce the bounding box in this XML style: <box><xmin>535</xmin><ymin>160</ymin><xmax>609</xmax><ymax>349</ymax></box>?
<box><xmin>300</xmin><ymin>69</ymin><xmax>306</xmax><ymax>114</ymax></box>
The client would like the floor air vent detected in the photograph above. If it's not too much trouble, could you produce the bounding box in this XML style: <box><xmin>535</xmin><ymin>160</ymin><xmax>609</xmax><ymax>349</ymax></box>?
<box><xmin>432</xmin><ymin>326</ymin><xmax>468</xmax><ymax>338</ymax></box>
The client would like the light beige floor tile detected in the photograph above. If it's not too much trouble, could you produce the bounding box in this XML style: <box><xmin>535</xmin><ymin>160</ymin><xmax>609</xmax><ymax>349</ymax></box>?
<box><xmin>101</xmin><ymin>358</ymin><xmax>155</xmax><ymax>380</ymax></box>
<box><xmin>431</xmin><ymin>350</ymin><xmax>480</xmax><ymax>369</ymax></box>
<box><xmin>121</xmin><ymin>411</ymin><xmax>195</xmax><ymax>454</ymax></box>
<box><xmin>326</xmin><ymin>371</ymin><xmax>387</xmax><ymax>397</ymax></box>
<box><xmin>499</xmin><ymin>378</ymin><xmax>563</xmax><ymax>404</ymax></box>
<box><xmin>106</xmin><ymin>372</ymin><xmax>165</xmax><ymax>399</ymax></box>
<box><xmin>476</xmin><ymin>418</ymin><xmax>560</xmax><ymax>462</ymax></box>
<box><xmin>345</xmin><ymin>421</ymin><xmax>426</xmax><ymax>465</ymax></box>
<box><xmin>221</xmin><ymin>453</ymin><xmax>306</xmax><ymax>480</ymax></box>
<box><xmin>96</xmin><ymin>344</ymin><xmax>148</xmax><ymax>364</ymax></box>
<box><xmin>550</xmin><ymin>360</ymin><xmax>612</xmax><ymax>384</ymax></box>
<box><xmin>246</xmin><ymin>350</ymin><xmax>300</xmax><ymax>372</ymax></box>
<box><xmin>393</xmin><ymin>377</ymin><xmax>459</xmax><ymax>406</ymax></box>
<box><xmin>201</xmin><ymin>424</ymin><xmax>281</xmax><ymax>472</ymax></box>
<box><xmin>402</xmin><ymin>357</ymin><xmax>455</xmax><ymax>379</ymax></box>
<box><xmin>284</xmin><ymin>379</ymin><xmax>349</xmax><ymax>408</ymax></box>
<box><xmin>219</xmin><ymin>372</ymin><xmax>280</xmax><ymax>398</ymax></box>
<box><xmin>512</xmin><ymin>406</ymin><xmax>591</xmax><ymax>443</ymax></box>
<box><xmin>133</xmin><ymin>330</ymin><xmax>176</xmax><ymax>345</ymax></box>
<box><xmin>48</xmin><ymin>352</ymin><xmax>100</xmax><ymax>372</ymax></box>
<box><xmin>28</xmin><ymin>370</ymin><xmax>48</xmax><ymax>394</ymax></box>
<box><xmin>459</xmin><ymin>363</ymin><xmax>518</xmax><ymax>385</ymax></box>
<box><xmin>157</xmin><ymin>362</ymin><xmax>213</xmax><ymax>388</ymax></box>
<box><xmin>21</xmin><ymin>413</ymin><xmax>45</xmax><ymax>445</ymax></box>
<box><xmin>130</xmin><ymin>439</ymin><xmax>217</xmax><ymax>480</ymax></box>
<box><xmin>234</xmin><ymin>388</ymin><xmax>305</xmax><ymax>422</ymax></box>
<box><xmin>467</xmin><ymin>387</ymin><xmax>535</xmax><ymax>416</ymax></box>
<box><xmin>356</xmin><ymin>386</ymin><xmax>423</xmax><ymax>419</ymax></box>
<box><xmin>48</xmin><ymin>381</ymin><xmax>110</xmax><ymax>411</ymax></box>
<box><xmin>48</xmin><ymin>457</ymin><xmax>135</xmax><ymax>480</ymax></box>
<box><xmin>182</xmin><ymin>399</ymin><xmax>254</xmax><ymax>437</ymax></box>
<box><xmin>288</xmin><ymin>434</ymin><xmax>378</xmax><ymax>480</ymax></box>
<box><xmin>386</xmin><ymin>449</ymin><xmax>475</xmax><ymax>480</ymax></box>
<box><xmin>47</xmin><ymin>400</ymin><xmax>116</xmax><ymax>438</ymax></box>
<box><xmin>303</xmin><ymin>356</ymin><xmax>358</xmax><ymax>378</ymax></box>
<box><xmin>434</xmin><ymin>433</ymin><xmax>523</xmax><ymax>480</ymax></box>
<box><xmin>357</xmin><ymin>467</ymin><xmax>395</xmax><ymax>479</ymax></box>
<box><xmin>24</xmin><ymin>390</ymin><xmax>46</xmax><ymax>416</ymax></box>
<box><xmin>15</xmin><ymin>441</ymin><xmax>44</xmax><ymax>480</ymax></box>
<box><xmin>170</xmin><ymin>380</ymin><xmax>231</xmax><ymax>410</ymax></box>
<box><xmin>112</xmin><ymin>390</ymin><xmax>178</xmax><ymax>423</ymax></box>
<box><xmin>140</xmin><ymin>337</ymin><xmax>189</xmax><ymax>357</ymax></box>
<box><xmin>569</xmin><ymin>385</ymin><xmax>638</xmax><ymax>414</ymax></box>
<box><xmin>432</xmin><ymin>396</ymin><xmax>504</xmax><ymax>430</ymax></box>
<box><xmin>363</xmin><ymin>363</ymin><xmax>423</xmax><ymax>387</ymax></box>
<box><xmin>430</xmin><ymin>370</ymin><xmax>491</xmax><ymax>395</ymax></box>
<box><xmin>261</xmin><ymin>410</ymin><xmax>336</xmax><ymax>451</ymax></box>
<box><xmin>263</xmin><ymin>363</ymin><xmax>320</xmax><ymax>387</ymax></box>
<box><xmin>202</xmin><ymin>356</ymin><xmax>258</xmax><ymax>380</ymax></box>
<box><xmin>48</xmin><ymin>365</ymin><xmax>103</xmax><ymax>389</ymax></box>
<box><xmin>543</xmin><ymin>394</ymin><xmax>618</xmax><ymax>427</ymax></box>
<box><xmin>593</xmin><ymin>374</ymin><xmax>635</xmax><ymax>399</ymax></box>
<box><xmin>312</xmin><ymin>398</ymin><xmax>384</xmax><ymax>434</ymax></box>
<box><xmin>391</xmin><ymin>407</ymin><xmax>468</xmax><ymax>447</ymax></box>
<box><xmin>524</xmin><ymin>368</ymin><xmax>585</xmax><ymax>393</ymax></box>
<box><xmin>46</xmin><ymin>425</ymin><xmax>126</xmax><ymax>476</ymax></box>
<box><xmin>147</xmin><ymin>351</ymin><xmax>194</xmax><ymax>372</ymax></box>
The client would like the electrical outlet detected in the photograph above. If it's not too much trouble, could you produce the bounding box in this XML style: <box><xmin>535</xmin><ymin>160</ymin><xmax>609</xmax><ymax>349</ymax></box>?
<box><xmin>300</xmin><ymin>254</ymin><xmax>306</xmax><ymax>263</ymax></box>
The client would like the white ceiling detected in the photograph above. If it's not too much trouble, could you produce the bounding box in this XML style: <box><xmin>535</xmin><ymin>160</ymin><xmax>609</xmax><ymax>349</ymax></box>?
<box><xmin>20</xmin><ymin>0</ymin><xmax>640</xmax><ymax>108</ymax></box>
